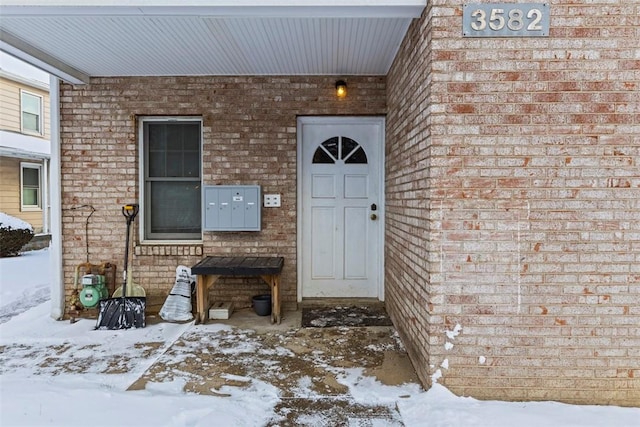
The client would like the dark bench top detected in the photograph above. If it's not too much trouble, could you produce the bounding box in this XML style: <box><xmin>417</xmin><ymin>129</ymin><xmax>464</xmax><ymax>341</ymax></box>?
<box><xmin>191</xmin><ymin>256</ymin><xmax>284</xmax><ymax>276</ymax></box>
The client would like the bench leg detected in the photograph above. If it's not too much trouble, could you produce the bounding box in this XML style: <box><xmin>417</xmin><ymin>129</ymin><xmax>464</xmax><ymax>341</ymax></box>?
<box><xmin>261</xmin><ymin>274</ymin><xmax>281</xmax><ymax>324</ymax></box>
<box><xmin>196</xmin><ymin>275</ymin><xmax>219</xmax><ymax>324</ymax></box>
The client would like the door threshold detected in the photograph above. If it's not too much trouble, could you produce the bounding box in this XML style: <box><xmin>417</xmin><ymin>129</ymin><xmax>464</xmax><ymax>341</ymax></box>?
<box><xmin>300</xmin><ymin>297</ymin><xmax>383</xmax><ymax>308</ymax></box>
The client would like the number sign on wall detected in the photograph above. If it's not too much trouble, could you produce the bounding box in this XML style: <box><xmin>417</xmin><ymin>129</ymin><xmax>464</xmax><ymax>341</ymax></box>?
<box><xmin>463</xmin><ymin>3</ymin><xmax>550</xmax><ymax>37</ymax></box>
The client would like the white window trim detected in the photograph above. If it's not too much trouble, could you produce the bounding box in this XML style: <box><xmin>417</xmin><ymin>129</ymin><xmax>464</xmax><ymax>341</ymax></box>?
<box><xmin>20</xmin><ymin>89</ymin><xmax>44</xmax><ymax>136</ymax></box>
<box><xmin>138</xmin><ymin>116</ymin><xmax>203</xmax><ymax>243</ymax></box>
<box><xmin>20</xmin><ymin>162</ymin><xmax>43</xmax><ymax>211</ymax></box>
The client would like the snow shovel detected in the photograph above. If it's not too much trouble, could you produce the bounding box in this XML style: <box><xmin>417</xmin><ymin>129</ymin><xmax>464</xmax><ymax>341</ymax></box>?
<box><xmin>112</xmin><ymin>267</ymin><xmax>146</xmax><ymax>297</ymax></box>
<box><xmin>112</xmin><ymin>212</ymin><xmax>145</xmax><ymax>298</ymax></box>
<box><xmin>95</xmin><ymin>204</ymin><xmax>146</xmax><ymax>330</ymax></box>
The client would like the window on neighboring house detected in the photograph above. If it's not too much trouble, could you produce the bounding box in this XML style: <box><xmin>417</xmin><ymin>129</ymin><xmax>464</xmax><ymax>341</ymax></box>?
<box><xmin>140</xmin><ymin>117</ymin><xmax>202</xmax><ymax>241</ymax></box>
<box><xmin>21</xmin><ymin>163</ymin><xmax>42</xmax><ymax>210</ymax></box>
<box><xmin>21</xmin><ymin>90</ymin><xmax>43</xmax><ymax>135</ymax></box>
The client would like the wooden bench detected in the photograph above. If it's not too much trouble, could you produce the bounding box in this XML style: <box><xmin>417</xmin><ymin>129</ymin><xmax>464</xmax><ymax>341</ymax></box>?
<box><xmin>190</xmin><ymin>256</ymin><xmax>284</xmax><ymax>324</ymax></box>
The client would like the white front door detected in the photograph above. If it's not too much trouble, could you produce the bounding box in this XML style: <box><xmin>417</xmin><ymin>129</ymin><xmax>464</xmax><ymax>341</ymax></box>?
<box><xmin>298</xmin><ymin>117</ymin><xmax>384</xmax><ymax>299</ymax></box>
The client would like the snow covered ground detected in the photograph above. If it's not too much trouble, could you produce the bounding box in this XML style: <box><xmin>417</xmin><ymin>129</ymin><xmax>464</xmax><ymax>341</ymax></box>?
<box><xmin>1</xmin><ymin>248</ymin><xmax>638</xmax><ymax>426</ymax></box>
<box><xmin>0</xmin><ymin>248</ymin><xmax>49</xmax><ymax>324</ymax></box>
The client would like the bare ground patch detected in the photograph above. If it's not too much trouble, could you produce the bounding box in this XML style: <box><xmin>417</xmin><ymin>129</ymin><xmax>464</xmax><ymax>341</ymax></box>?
<box><xmin>132</xmin><ymin>325</ymin><xmax>419</xmax><ymax>425</ymax></box>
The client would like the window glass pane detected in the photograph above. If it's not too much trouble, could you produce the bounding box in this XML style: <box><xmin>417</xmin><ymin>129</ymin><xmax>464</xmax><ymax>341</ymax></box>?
<box><xmin>23</xmin><ymin>188</ymin><xmax>39</xmax><ymax>206</ymax></box>
<box><xmin>344</xmin><ymin>147</ymin><xmax>368</xmax><ymax>164</ymax></box>
<box><xmin>149</xmin><ymin>152</ymin><xmax>166</xmax><ymax>177</ymax></box>
<box><xmin>341</xmin><ymin>137</ymin><xmax>359</xmax><ymax>160</ymax></box>
<box><xmin>148</xmin><ymin>123</ymin><xmax>167</xmax><ymax>178</ymax></box>
<box><xmin>321</xmin><ymin>137</ymin><xmax>339</xmax><ymax>159</ymax></box>
<box><xmin>312</xmin><ymin>147</ymin><xmax>335</xmax><ymax>164</ymax></box>
<box><xmin>22</xmin><ymin>112</ymin><xmax>40</xmax><ymax>132</ymax></box>
<box><xmin>166</xmin><ymin>155</ymin><xmax>183</xmax><ymax>177</ymax></box>
<box><xmin>166</xmin><ymin>125</ymin><xmax>184</xmax><ymax>151</ymax></box>
<box><xmin>148</xmin><ymin>124</ymin><xmax>167</xmax><ymax>151</ymax></box>
<box><xmin>183</xmin><ymin>125</ymin><xmax>201</xmax><ymax>151</ymax></box>
<box><xmin>22</xmin><ymin>93</ymin><xmax>41</xmax><ymax>114</ymax></box>
<box><xmin>183</xmin><ymin>152</ymin><xmax>200</xmax><ymax>177</ymax></box>
<box><xmin>23</xmin><ymin>168</ymin><xmax>40</xmax><ymax>186</ymax></box>
<box><xmin>21</xmin><ymin>93</ymin><xmax>41</xmax><ymax>133</ymax></box>
<box><xmin>146</xmin><ymin>122</ymin><xmax>200</xmax><ymax>178</ymax></box>
<box><xmin>149</xmin><ymin>181</ymin><xmax>201</xmax><ymax>234</ymax></box>
<box><xmin>22</xmin><ymin>167</ymin><xmax>41</xmax><ymax>207</ymax></box>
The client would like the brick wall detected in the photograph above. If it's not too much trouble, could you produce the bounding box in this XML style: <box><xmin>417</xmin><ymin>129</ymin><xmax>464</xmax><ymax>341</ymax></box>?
<box><xmin>386</xmin><ymin>0</ymin><xmax>639</xmax><ymax>405</ymax></box>
<box><xmin>60</xmin><ymin>76</ymin><xmax>386</xmax><ymax>312</ymax></box>
<box><xmin>385</xmin><ymin>2</ymin><xmax>435</xmax><ymax>396</ymax></box>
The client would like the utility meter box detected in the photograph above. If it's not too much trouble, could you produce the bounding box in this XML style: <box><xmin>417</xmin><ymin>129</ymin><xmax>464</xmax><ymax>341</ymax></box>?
<box><xmin>203</xmin><ymin>185</ymin><xmax>261</xmax><ymax>231</ymax></box>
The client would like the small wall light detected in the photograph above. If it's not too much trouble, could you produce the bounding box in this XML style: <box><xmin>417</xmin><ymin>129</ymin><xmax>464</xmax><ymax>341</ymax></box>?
<box><xmin>335</xmin><ymin>80</ymin><xmax>347</xmax><ymax>98</ymax></box>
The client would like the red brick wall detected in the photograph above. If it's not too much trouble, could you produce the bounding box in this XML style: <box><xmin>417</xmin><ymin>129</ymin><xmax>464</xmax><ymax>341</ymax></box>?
<box><xmin>385</xmin><ymin>2</ymin><xmax>435</xmax><ymax>396</ymax></box>
<box><xmin>60</xmin><ymin>76</ymin><xmax>386</xmax><ymax>311</ymax></box>
<box><xmin>386</xmin><ymin>0</ymin><xmax>639</xmax><ymax>405</ymax></box>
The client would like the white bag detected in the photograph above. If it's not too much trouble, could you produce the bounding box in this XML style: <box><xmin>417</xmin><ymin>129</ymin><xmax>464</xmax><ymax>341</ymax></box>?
<box><xmin>159</xmin><ymin>265</ymin><xmax>196</xmax><ymax>322</ymax></box>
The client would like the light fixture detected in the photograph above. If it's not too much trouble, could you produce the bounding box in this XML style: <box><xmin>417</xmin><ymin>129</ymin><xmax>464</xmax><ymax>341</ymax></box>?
<box><xmin>335</xmin><ymin>80</ymin><xmax>347</xmax><ymax>98</ymax></box>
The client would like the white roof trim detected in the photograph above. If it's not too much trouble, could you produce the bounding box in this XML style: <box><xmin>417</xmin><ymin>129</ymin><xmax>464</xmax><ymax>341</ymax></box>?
<box><xmin>0</xmin><ymin>130</ymin><xmax>50</xmax><ymax>160</ymax></box>
<box><xmin>0</xmin><ymin>69</ymin><xmax>49</xmax><ymax>91</ymax></box>
<box><xmin>0</xmin><ymin>31</ymin><xmax>89</xmax><ymax>85</ymax></box>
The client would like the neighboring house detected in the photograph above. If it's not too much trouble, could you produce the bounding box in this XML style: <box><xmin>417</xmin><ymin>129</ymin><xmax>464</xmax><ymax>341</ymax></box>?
<box><xmin>0</xmin><ymin>68</ymin><xmax>50</xmax><ymax>237</ymax></box>
<box><xmin>0</xmin><ymin>1</ymin><xmax>638</xmax><ymax>406</ymax></box>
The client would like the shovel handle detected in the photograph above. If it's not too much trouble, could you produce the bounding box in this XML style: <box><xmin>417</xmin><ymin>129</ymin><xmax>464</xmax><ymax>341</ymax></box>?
<box><xmin>122</xmin><ymin>204</ymin><xmax>139</xmax><ymax>223</ymax></box>
<box><xmin>121</xmin><ymin>204</ymin><xmax>138</xmax><ymax>298</ymax></box>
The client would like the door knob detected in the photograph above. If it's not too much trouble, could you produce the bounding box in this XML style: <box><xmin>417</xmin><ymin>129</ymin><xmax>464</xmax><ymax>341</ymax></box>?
<box><xmin>370</xmin><ymin>213</ymin><xmax>378</xmax><ymax>220</ymax></box>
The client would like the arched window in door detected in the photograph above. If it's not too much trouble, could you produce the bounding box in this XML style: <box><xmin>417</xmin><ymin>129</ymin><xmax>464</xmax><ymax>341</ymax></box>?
<box><xmin>312</xmin><ymin>136</ymin><xmax>368</xmax><ymax>164</ymax></box>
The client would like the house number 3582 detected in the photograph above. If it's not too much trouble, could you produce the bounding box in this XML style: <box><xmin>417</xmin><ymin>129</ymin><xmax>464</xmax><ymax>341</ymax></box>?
<box><xmin>471</xmin><ymin>8</ymin><xmax>542</xmax><ymax>31</ymax></box>
<box><xmin>463</xmin><ymin>3</ymin><xmax>550</xmax><ymax>37</ymax></box>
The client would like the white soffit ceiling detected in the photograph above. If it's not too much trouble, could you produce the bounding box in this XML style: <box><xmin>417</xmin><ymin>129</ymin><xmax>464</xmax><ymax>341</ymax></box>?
<box><xmin>0</xmin><ymin>1</ymin><xmax>426</xmax><ymax>84</ymax></box>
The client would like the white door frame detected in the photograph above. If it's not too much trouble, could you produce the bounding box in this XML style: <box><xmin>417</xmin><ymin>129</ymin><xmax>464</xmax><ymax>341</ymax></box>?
<box><xmin>296</xmin><ymin>116</ymin><xmax>385</xmax><ymax>302</ymax></box>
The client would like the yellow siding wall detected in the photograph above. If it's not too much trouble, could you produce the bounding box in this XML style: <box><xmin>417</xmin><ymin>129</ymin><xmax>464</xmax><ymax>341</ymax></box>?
<box><xmin>0</xmin><ymin>75</ymin><xmax>49</xmax><ymax>234</ymax></box>
<box><xmin>0</xmin><ymin>156</ymin><xmax>44</xmax><ymax>233</ymax></box>
<box><xmin>0</xmin><ymin>77</ymin><xmax>50</xmax><ymax>139</ymax></box>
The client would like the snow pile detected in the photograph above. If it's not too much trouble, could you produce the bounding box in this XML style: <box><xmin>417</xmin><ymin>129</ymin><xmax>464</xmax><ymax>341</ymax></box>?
<box><xmin>398</xmin><ymin>384</ymin><xmax>640</xmax><ymax>427</ymax></box>
<box><xmin>0</xmin><ymin>248</ymin><xmax>49</xmax><ymax>322</ymax></box>
<box><xmin>0</xmin><ymin>212</ymin><xmax>35</xmax><ymax>257</ymax></box>
<box><xmin>0</xmin><ymin>212</ymin><xmax>33</xmax><ymax>232</ymax></box>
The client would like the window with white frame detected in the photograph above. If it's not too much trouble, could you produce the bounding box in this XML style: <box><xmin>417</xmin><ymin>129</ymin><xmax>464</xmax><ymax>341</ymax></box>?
<box><xmin>21</xmin><ymin>90</ymin><xmax>43</xmax><ymax>135</ymax></box>
<box><xmin>140</xmin><ymin>117</ymin><xmax>202</xmax><ymax>241</ymax></box>
<box><xmin>21</xmin><ymin>163</ymin><xmax>42</xmax><ymax>210</ymax></box>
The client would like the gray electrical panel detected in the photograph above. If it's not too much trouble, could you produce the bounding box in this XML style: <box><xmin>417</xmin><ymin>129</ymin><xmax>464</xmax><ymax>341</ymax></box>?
<box><xmin>203</xmin><ymin>185</ymin><xmax>261</xmax><ymax>231</ymax></box>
